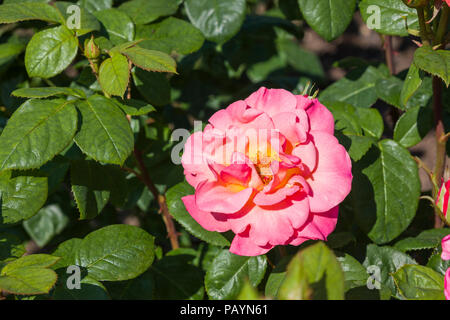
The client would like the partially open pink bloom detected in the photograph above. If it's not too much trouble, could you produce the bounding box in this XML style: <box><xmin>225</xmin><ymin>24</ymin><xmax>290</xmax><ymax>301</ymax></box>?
<box><xmin>181</xmin><ymin>87</ymin><xmax>352</xmax><ymax>256</ymax></box>
<box><xmin>445</xmin><ymin>269</ymin><xmax>450</xmax><ymax>300</ymax></box>
<box><xmin>442</xmin><ymin>234</ymin><xmax>450</xmax><ymax>261</ymax></box>
<box><xmin>436</xmin><ymin>180</ymin><xmax>450</xmax><ymax>224</ymax></box>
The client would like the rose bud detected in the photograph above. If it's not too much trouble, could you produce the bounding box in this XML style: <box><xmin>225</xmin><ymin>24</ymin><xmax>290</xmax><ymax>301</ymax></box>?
<box><xmin>436</xmin><ymin>180</ymin><xmax>450</xmax><ymax>224</ymax></box>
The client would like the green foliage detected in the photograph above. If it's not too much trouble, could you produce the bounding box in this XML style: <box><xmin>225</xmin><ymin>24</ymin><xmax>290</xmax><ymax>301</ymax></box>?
<box><xmin>0</xmin><ymin>0</ymin><xmax>448</xmax><ymax>301</ymax></box>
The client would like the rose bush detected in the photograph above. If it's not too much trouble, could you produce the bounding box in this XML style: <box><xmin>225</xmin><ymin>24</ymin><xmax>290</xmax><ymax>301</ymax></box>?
<box><xmin>181</xmin><ymin>87</ymin><xmax>352</xmax><ymax>256</ymax></box>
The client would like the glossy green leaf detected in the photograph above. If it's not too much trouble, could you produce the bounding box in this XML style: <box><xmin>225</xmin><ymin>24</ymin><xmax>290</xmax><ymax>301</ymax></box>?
<box><xmin>23</xmin><ymin>205</ymin><xmax>69</xmax><ymax>248</ymax></box>
<box><xmin>98</xmin><ymin>52</ymin><xmax>130</xmax><ymax>97</ymax></box>
<box><xmin>136</xmin><ymin>17</ymin><xmax>204</xmax><ymax>55</ymax></box>
<box><xmin>392</xmin><ymin>265</ymin><xmax>445</xmax><ymax>300</ymax></box>
<box><xmin>25</xmin><ymin>26</ymin><xmax>78</xmax><ymax>79</ymax></box>
<box><xmin>363</xmin><ymin>244</ymin><xmax>416</xmax><ymax>299</ymax></box>
<box><xmin>166</xmin><ymin>182</ymin><xmax>230</xmax><ymax>247</ymax></box>
<box><xmin>119</xmin><ymin>0</ymin><xmax>179</xmax><ymax>25</ymax></box>
<box><xmin>278</xmin><ymin>242</ymin><xmax>345</xmax><ymax>300</ymax></box>
<box><xmin>337</xmin><ymin>254</ymin><xmax>369</xmax><ymax>291</ymax></box>
<box><xmin>113</xmin><ymin>98</ymin><xmax>155</xmax><ymax>116</ymax></box>
<box><xmin>74</xmin><ymin>95</ymin><xmax>134</xmax><ymax>165</ymax></box>
<box><xmin>51</xmin><ymin>238</ymin><xmax>82</xmax><ymax>270</ymax></box>
<box><xmin>400</xmin><ymin>64</ymin><xmax>424</xmax><ymax>106</ymax></box>
<box><xmin>264</xmin><ymin>256</ymin><xmax>291</xmax><ymax>298</ymax></box>
<box><xmin>359</xmin><ymin>0</ymin><xmax>419</xmax><ymax>36</ymax></box>
<box><xmin>205</xmin><ymin>250</ymin><xmax>267</xmax><ymax>300</ymax></box>
<box><xmin>120</xmin><ymin>46</ymin><xmax>176</xmax><ymax>73</ymax></box>
<box><xmin>79</xmin><ymin>0</ymin><xmax>112</xmax><ymax>13</ymax></box>
<box><xmin>185</xmin><ymin>0</ymin><xmax>246</xmax><ymax>44</ymax></box>
<box><xmin>237</xmin><ymin>280</ymin><xmax>260</xmax><ymax>300</ymax></box>
<box><xmin>427</xmin><ymin>252</ymin><xmax>450</xmax><ymax>277</ymax></box>
<box><xmin>393</xmin><ymin>105</ymin><xmax>432</xmax><ymax>148</ymax></box>
<box><xmin>320</xmin><ymin>66</ymin><xmax>387</xmax><ymax>108</ymax></box>
<box><xmin>375</xmin><ymin>77</ymin><xmax>403</xmax><ymax>109</ymax></box>
<box><xmin>394</xmin><ymin>229</ymin><xmax>450</xmax><ymax>252</ymax></box>
<box><xmin>414</xmin><ymin>46</ymin><xmax>450</xmax><ymax>87</ymax></box>
<box><xmin>298</xmin><ymin>0</ymin><xmax>356</xmax><ymax>41</ymax></box>
<box><xmin>353</xmin><ymin>140</ymin><xmax>421</xmax><ymax>244</ymax></box>
<box><xmin>12</xmin><ymin>87</ymin><xmax>85</xmax><ymax>99</ymax></box>
<box><xmin>0</xmin><ymin>99</ymin><xmax>78</xmax><ymax>170</ymax></box>
<box><xmin>93</xmin><ymin>9</ymin><xmax>134</xmax><ymax>45</ymax></box>
<box><xmin>0</xmin><ymin>2</ymin><xmax>63</xmax><ymax>24</ymax></box>
<box><xmin>75</xmin><ymin>224</ymin><xmax>155</xmax><ymax>281</ymax></box>
<box><xmin>0</xmin><ymin>172</ymin><xmax>48</xmax><ymax>224</ymax></box>
<box><xmin>2</xmin><ymin>254</ymin><xmax>59</xmax><ymax>272</ymax></box>
<box><xmin>132</xmin><ymin>68</ymin><xmax>171</xmax><ymax>106</ymax></box>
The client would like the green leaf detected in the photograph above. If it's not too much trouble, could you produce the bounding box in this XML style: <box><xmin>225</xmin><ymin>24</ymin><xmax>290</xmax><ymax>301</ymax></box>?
<box><xmin>400</xmin><ymin>64</ymin><xmax>424</xmax><ymax>107</ymax></box>
<box><xmin>51</xmin><ymin>238</ymin><xmax>82</xmax><ymax>270</ymax></box>
<box><xmin>185</xmin><ymin>0</ymin><xmax>246</xmax><ymax>44</ymax></box>
<box><xmin>166</xmin><ymin>182</ymin><xmax>230</xmax><ymax>247</ymax></box>
<box><xmin>105</xmin><ymin>270</ymin><xmax>154</xmax><ymax>300</ymax></box>
<box><xmin>120</xmin><ymin>46</ymin><xmax>177</xmax><ymax>74</ymax></box>
<box><xmin>98</xmin><ymin>52</ymin><xmax>130</xmax><ymax>97</ymax></box>
<box><xmin>320</xmin><ymin>66</ymin><xmax>387</xmax><ymax>108</ymax></box>
<box><xmin>0</xmin><ymin>254</ymin><xmax>59</xmax><ymax>295</ymax></box>
<box><xmin>278</xmin><ymin>242</ymin><xmax>345</xmax><ymax>300</ymax></box>
<box><xmin>337</xmin><ymin>254</ymin><xmax>369</xmax><ymax>291</ymax></box>
<box><xmin>0</xmin><ymin>99</ymin><xmax>78</xmax><ymax>170</ymax></box>
<box><xmin>0</xmin><ymin>267</ymin><xmax>57</xmax><ymax>295</ymax></box>
<box><xmin>74</xmin><ymin>95</ymin><xmax>134</xmax><ymax>165</ymax></box>
<box><xmin>394</xmin><ymin>229</ymin><xmax>450</xmax><ymax>252</ymax></box>
<box><xmin>353</xmin><ymin>140</ymin><xmax>421</xmax><ymax>244</ymax></box>
<box><xmin>276</xmin><ymin>38</ymin><xmax>324</xmax><ymax>80</ymax></box>
<box><xmin>363</xmin><ymin>244</ymin><xmax>417</xmax><ymax>299</ymax></box>
<box><xmin>0</xmin><ymin>43</ymin><xmax>25</xmax><ymax>68</ymax></box>
<box><xmin>54</xmin><ymin>1</ymin><xmax>100</xmax><ymax>36</ymax></box>
<box><xmin>359</xmin><ymin>0</ymin><xmax>419</xmax><ymax>36</ymax></box>
<box><xmin>23</xmin><ymin>205</ymin><xmax>69</xmax><ymax>248</ymax></box>
<box><xmin>392</xmin><ymin>265</ymin><xmax>445</xmax><ymax>300</ymax></box>
<box><xmin>427</xmin><ymin>252</ymin><xmax>450</xmax><ymax>276</ymax></box>
<box><xmin>93</xmin><ymin>8</ymin><xmax>134</xmax><ymax>45</ymax></box>
<box><xmin>355</xmin><ymin>107</ymin><xmax>384</xmax><ymax>139</ymax></box>
<box><xmin>264</xmin><ymin>256</ymin><xmax>291</xmax><ymax>298</ymax></box>
<box><xmin>52</xmin><ymin>275</ymin><xmax>109</xmax><ymax>300</ymax></box>
<box><xmin>393</xmin><ymin>105</ymin><xmax>433</xmax><ymax>148</ymax></box>
<box><xmin>113</xmin><ymin>98</ymin><xmax>155</xmax><ymax>116</ymax></box>
<box><xmin>119</xmin><ymin>0</ymin><xmax>179</xmax><ymax>25</ymax></box>
<box><xmin>375</xmin><ymin>77</ymin><xmax>404</xmax><ymax>109</ymax></box>
<box><xmin>205</xmin><ymin>250</ymin><xmax>267</xmax><ymax>300</ymax></box>
<box><xmin>298</xmin><ymin>0</ymin><xmax>356</xmax><ymax>41</ymax></box>
<box><xmin>414</xmin><ymin>46</ymin><xmax>450</xmax><ymax>87</ymax></box>
<box><xmin>12</xmin><ymin>87</ymin><xmax>85</xmax><ymax>99</ymax></box>
<box><xmin>136</xmin><ymin>17</ymin><xmax>204</xmax><ymax>55</ymax></box>
<box><xmin>150</xmin><ymin>253</ymin><xmax>204</xmax><ymax>300</ymax></box>
<box><xmin>75</xmin><ymin>224</ymin><xmax>155</xmax><ymax>281</ymax></box>
<box><xmin>25</xmin><ymin>26</ymin><xmax>78</xmax><ymax>79</ymax></box>
<box><xmin>0</xmin><ymin>2</ymin><xmax>63</xmax><ymax>24</ymax></box>
<box><xmin>132</xmin><ymin>68</ymin><xmax>171</xmax><ymax>106</ymax></box>
<box><xmin>79</xmin><ymin>0</ymin><xmax>112</xmax><ymax>13</ymax></box>
<box><xmin>0</xmin><ymin>172</ymin><xmax>47</xmax><ymax>224</ymax></box>
<box><xmin>322</xmin><ymin>101</ymin><xmax>376</xmax><ymax>161</ymax></box>
<box><xmin>2</xmin><ymin>254</ymin><xmax>59</xmax><ymax>272</ymax></box>
<box><xmin>0</xmin><ymin>233</ymin><xmax>26</xmax><ymax>262</ymax></box>
<box><xmin>71</xmin><ymin>160</ymin><xmax>126</xmax><ymax>219</ymax></box>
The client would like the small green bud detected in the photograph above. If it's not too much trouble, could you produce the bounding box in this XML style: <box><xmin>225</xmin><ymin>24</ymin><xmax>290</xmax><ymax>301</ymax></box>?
<box><xmin>84</xmin><ymin>36</ymin><xmax>100</xmax><ymax>59</ymax></box>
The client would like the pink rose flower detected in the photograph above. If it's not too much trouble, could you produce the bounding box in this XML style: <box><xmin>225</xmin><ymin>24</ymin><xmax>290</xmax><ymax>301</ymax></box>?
<box><xmin>442</xmin><ymin>234</ymin><xmax>450</xmax><ymax>261</ymax></box>
<box><xmin>181</xmin><ymin>87</ymin><xmax>352</xmax><ymax>256</ymax></box>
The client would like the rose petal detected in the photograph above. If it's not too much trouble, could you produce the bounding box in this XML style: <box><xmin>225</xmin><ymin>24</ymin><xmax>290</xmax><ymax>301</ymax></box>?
<box><xmin>182</xmin><ymin>195</ymin><xmax>230</xmax><ymax>232</ymax></box>
<box><xmin>245</xmin><ymin>87</ymin><xmax>297</xmax><ymax>117</ymax></box>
